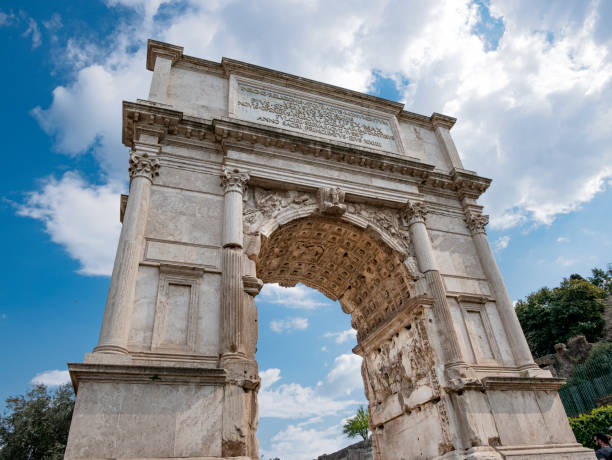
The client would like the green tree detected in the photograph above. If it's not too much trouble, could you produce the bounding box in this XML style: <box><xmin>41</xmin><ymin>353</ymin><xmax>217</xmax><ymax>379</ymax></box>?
<box><xmin>516</xmin><ymin>275</ymin><xmax>607</xmax><ymax>358</ymax></box>
<box><xmin>342</xmin><ymin>406</ymin><xmax>369</xmax><ymax>442</ymax></box>
<box><xmin>589</xmin><ymin>265</ymin><xmax>612</xmax><ymax>296</ymax></box>
<box><xmin>0</xmin><ymin>384</ymin><xmax>74</xmax><ymax>460</ymax></box>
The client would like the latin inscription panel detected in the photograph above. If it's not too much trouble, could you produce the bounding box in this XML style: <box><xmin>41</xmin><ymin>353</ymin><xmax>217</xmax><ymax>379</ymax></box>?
<box><xmin>231</xmin><ymin>77</ymin><xmax>400</xmax><ymax>153</ymax></box>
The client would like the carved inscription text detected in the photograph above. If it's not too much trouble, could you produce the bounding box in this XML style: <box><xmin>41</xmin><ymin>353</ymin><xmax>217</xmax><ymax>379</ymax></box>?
<box><xmin>235</xmin><ymin>82</ymin><xmax>399</xmax><ymax>153</ymax></box>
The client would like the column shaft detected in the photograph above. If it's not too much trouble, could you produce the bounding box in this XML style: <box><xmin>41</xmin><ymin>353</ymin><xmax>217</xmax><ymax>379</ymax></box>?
<box><xmin>222</xmin><ymin>247</ymin><xmax>244</xmax><ymax>353</ymax></box>
<box><xmin>405</xmin><ymin>202</ymin><xmax>464</xmax><ymax>366</ymax></box>
<box><xmin>96</xmin><ymin>157</ymin><xmax>157</xmax><ymax>353</ymax></box>
<box><xmin>220</xmin><ymin>168</ymin><xmax>249</xmax><ymax>356</ymax></box>
<box><xmin>472</xmin><ymin>231</ymin><xmax>535</xmax><ymax>368</ymax></box>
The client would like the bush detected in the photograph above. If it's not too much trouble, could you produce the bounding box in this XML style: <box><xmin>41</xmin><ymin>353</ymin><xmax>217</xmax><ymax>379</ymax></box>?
<box><xmin>569</xmin><ymin>405</ymin><xmax>612</xmax><ymax>448</ymax></box>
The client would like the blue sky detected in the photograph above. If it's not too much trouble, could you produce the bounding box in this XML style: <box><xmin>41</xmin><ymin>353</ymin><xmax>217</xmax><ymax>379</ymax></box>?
<box><xmin>0</xmin><ymin>1</ymin><xmax>611</xmax><ymax>459</ymax></box>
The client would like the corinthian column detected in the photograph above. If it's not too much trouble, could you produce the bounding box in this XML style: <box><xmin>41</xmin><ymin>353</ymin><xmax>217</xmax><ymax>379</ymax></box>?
<box><xmin>465</xmin><ymin>211</ymin><xmax>537</xmax><ymax>370</ymax></box>
<box><xmin>402</xmin><ymin>202</ymin><xmax>465</xmax><ymax>370</ymax></box>
<box><xmin>220</xmin><ymin>168</ymin><xmax>249</xmax><ymax>355</ymax></box>
<box><xmin>95</xmin><ymin>145</ymin><xmax>160</xmax><ymax>354</ymax></box>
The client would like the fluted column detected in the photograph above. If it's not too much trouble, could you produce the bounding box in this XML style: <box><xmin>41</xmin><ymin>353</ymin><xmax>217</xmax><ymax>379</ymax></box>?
<box><xmin>220</xmin><ymin>168</ymin><xmax>249</xmax><ymax>355</ymax></box>
<box><xmin>402</xmin><ymin>202</ymin><xmax>465</xmax><ymax>368</ymax></box>
<box><xmin>95</xmin><ymin>146</ymin><xmax>160</xmax><ymax>353</ymax></box>
<box><xmin>465</xmin><ymin>211</ymin><xmax>536</xmax><ymax>369</ymax></box>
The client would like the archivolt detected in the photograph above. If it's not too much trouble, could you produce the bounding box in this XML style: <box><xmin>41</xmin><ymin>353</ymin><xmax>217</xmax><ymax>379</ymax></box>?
<box><xmin>243</xmin><ymin>187</ymin><xmax>420</xmax><ymax>340</ymax></box>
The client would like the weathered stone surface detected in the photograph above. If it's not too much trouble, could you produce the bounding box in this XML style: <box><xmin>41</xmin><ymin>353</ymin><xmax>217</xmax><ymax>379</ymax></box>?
<box><xmin>64</xmin><ymin>39</ymin><xmax>596</xmax><ymax>460</ymax></box>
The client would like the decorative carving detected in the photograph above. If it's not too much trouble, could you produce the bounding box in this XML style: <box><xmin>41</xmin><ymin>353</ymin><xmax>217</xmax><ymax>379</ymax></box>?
<box><xmin>401</xmin><ymin>201</ymin><xmax>428</xmax><ymax>226</ymax></box>
<box><xmin>255</xmin><ymin>216</ymin><xmax>416</xmax><ymax>338</ymax></box>
<box><xmin>318</xmin><ymin>186</ymin><xmax>346</xmax><ymax>215</ymax></box>
<box><xmin>363</xmin><ymin>310</ymin><xmax>453</xmax><ymax>454</ymax></box>
<box><xmin>465</xmin><ymin>211</ymin><xmax>489</xmax><ymax>235</ymax></box>
<box><xmin>346</xmin><ymin>202</ymin><xmax>411</xmax><ymax>255</ymax></box>
<box><xmin>221</xmin><ymin>168</ymin><xmax>249</xmax><ymax>194</ymax></box>
<box><xmin>128</xmin><ymin>151</ymin><xmax>160</xmax><ymax>181</ymax></box>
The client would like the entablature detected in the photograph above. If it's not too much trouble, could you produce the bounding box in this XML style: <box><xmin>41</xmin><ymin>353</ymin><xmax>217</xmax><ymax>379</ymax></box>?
<box><xmin>123</xmin><ymin>101</ymin><xmax>492</xmax><ymax>200</ymax></box>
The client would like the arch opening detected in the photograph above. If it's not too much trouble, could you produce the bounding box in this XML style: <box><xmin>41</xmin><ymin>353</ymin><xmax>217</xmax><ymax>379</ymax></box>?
<box><xmin>252</xmin><ymin>216</ymin><xmax>418</xmax><ymax>342</ymax></box>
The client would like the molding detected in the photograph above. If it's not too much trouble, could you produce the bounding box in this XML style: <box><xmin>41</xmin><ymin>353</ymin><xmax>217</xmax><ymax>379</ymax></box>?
<box><xmin>481</xmin><ymin>376</ymin><xmax>567</xmax><ymax>391</ymax></box>
<box><xmin>144</xmin><ymin>238</ymin><xmax>222</xmax><ymax>272</ymax></box>
<box><xmin>130</xmin><ymin>351</ymin><xmax>218</xmax><ymax>365</ymax></box>
<box><xmin>146</xmin><ymin>39</ymin><xmax>183</xmax><ymax>71</ymax></box>
<box><xmin>68</xmin><ymin>362</ymin><xmax>226</xmax><ymax>392</ymax></box>
<box><xmin>221</xmin><ymin>57</ymin><xmax>405</xmax><ymax>116</ymax></box>
<box><xmin>151</xmin><ymin>264</ymin><xmax>204</xmax><ymax>354</ymax></box>
<box><xmin>122</xmin><ymin>101</ymin><xmax>493</xmax><ymax>201</ymax></box>
<box><xmin>430</xmin><ymin>112</ymin><xmax>457</xmax><ymax>130</ymax></box>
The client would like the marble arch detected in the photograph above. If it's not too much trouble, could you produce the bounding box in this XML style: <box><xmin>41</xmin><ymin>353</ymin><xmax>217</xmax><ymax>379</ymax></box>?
<box><xmin>63</xmin><ymin>40</ymin><xmax>595</xmax><ymax>460</ymax></box>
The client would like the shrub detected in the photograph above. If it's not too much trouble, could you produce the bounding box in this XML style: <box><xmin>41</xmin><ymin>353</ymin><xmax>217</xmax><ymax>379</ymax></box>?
<box><xmin>569</xmin><ymin>405</ymin><xmax>612</xmax><ymax>448</ymax></box>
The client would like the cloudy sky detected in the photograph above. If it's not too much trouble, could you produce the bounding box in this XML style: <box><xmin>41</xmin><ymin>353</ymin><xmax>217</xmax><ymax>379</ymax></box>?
<box><xmin>1</xmin><ymin>1</ymin><xmax>611</xmax><ymax>458</ymax></box>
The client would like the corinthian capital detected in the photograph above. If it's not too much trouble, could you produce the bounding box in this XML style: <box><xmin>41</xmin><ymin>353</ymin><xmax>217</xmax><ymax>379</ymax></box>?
<box><xmin>465</xmin><ymin>211</ymin><xmax>489</xmax><ymax>235</ymax></box>
<box><xmin>401</xmin><ymin>201</ymin><xmax>428</xmax><ymax>226</ymax></box>
<box><xmin>221</xmin><ymin>168</ymin><xmax>249</xmax><ymax>194</ymax></box>
<box><xmin>129</xmin><ymin>151</ymin><xmax>160</xmax><ymax>181</ymax></box>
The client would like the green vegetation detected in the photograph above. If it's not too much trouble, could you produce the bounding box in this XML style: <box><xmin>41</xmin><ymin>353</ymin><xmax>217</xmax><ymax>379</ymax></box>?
<box><xmin>516</xmin><ymin>266</ymin><xmax>610</xmax><ymax>358</ymax></box>
<box><xmin>569</xmin><ymin>342</ymin><xmax>612</xmax><ymax>385</ymax></box>
<box><xmin>0</xmin><ymin>384</ymin><xmax>74</xmax><ymax>460</ymax></box>
<box><xmin>569</xmin><ymin>405</ymin><xmax>612</xmax><ymax>449</ymax></box>
<box><xmin>342</xmin><ymin>406</ymin><xmax>369</xmax><ymax>442</ymax></box>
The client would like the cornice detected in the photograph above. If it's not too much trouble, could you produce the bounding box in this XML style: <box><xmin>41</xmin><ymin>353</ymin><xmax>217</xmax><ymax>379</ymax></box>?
<box><xmin>68</xmin><ymin>362</ymin><xmax>226</xmax><ymax>392</ymax></box>
<box><xmin>146</xmin><ymin>39</ymin><xmax>183</xmax><ymax>71</ymax></box>
<box><xmin>214</xmin><ymin>117</ymin><xmax>435</xmax><ymax>179</ymax></box>
<box><xmin>122</xmin><ymin>100</ymin><xmax>183</xmax><ymax>148</ymax></box>
<box><xmin>430</xmin><ymin>112</ymin><xmax>457</xmax><ymax>130</ymax></box>
<box><xmin>221</xmin><ymin>57</ymin><xmax>404</xmax><ymax>116</ymax></box>
<box><xmin>122</xmin><ymin>101</ymin><xmax>492</xmax><ymax>200</ymax></box>
<box><xmin>452</xmin><ymin>168</ymin><xmax>492</xmax><ymax>199</ymax></box>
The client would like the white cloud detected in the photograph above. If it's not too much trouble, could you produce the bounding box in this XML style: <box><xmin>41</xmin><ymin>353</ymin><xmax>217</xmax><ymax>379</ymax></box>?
<box><xmin>0</xmin><ymin>11</ymin><xmax>16</xmax><ymax>27</ymax></box>
<box><xmin>270</xmin><ymin>317</ymin><xmax>309</xmax><ymax>333</ymax></box>
<box><xmin>260</xmin><ymin>368</ymin><xmax>282</xmax><ymax>389</ymax></box>
<box><xmin>555</xmin><ymin>256</ymin><xmax>577</xmax><ymax>267</ymax></box>
<box><xmin>259</xmin><ymin>283</ymin><xmax>331</xmax><ymax>310</ymax></box>
<box><xmin>258</xmin><ymin>367</ymin><xmax>359</xmax><ymax>419</ymax></box>
<box><xmin>324</xmin><ymin>329</ymin><xmax>357</xmax><ymax>344</ymax></box>
<box><xmin>17</xmin><ymin>172</ymin><xmax>122</xmax><ymax>276</ymax></box>
<box><xmin>31</xmin><ymin>369</ymin><xmax>71</xmax><ymax>386</ymax></box>
<box><xmin>326</xmin><ymin>353</ymin><xmax>363</xmax><ymax>395</ymax></box>
<box><xmin>23</xmin><ymin>1</ymin><xmax>612</xmax><ymax>273</ymax></box>
<box><xmin>22</xmin><ymin>17</ymin><xmax>41</xmax><ymax>48</ymax></box>
<box><xmin>494</xmin><ymin>235</ymin><xmax>510</xmax><ymax>251</ymax></box>
<box><xmin>557</xmin><ymin>236</ymin><xmax>570</xmax><ymax>243</ymax></box>
<box><xmin>262</xmin><ymin>423</ymin><xmax>349</xmax><ymax>460</ymax></box>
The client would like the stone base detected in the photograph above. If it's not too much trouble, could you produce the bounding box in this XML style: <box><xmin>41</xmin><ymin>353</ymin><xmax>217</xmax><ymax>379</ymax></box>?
<box><xmin>68</xmin><ymin>457</ymin><xmax>253</xmax><ymax>460</ymax></box>
<box><xmin>437</xmin><ymin>444</ymin><xmax>595</xmax><ymax>460</ymax></box>
<box><xmin>497</xmin><ymin>443</ymin><xmax>595</xmax><ymax>459</ymax></box>
<box><xmin>64</xmin><ymin>362</ymin><xmax>228</xmax><ymax>460</ymax></box>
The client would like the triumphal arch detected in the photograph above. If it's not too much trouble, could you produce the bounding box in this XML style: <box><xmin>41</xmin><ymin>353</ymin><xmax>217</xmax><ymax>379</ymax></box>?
<box><xmin>64</xmin><ymin>40</ymin><xmax>594</xmax><ymax>460</ymax></box>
